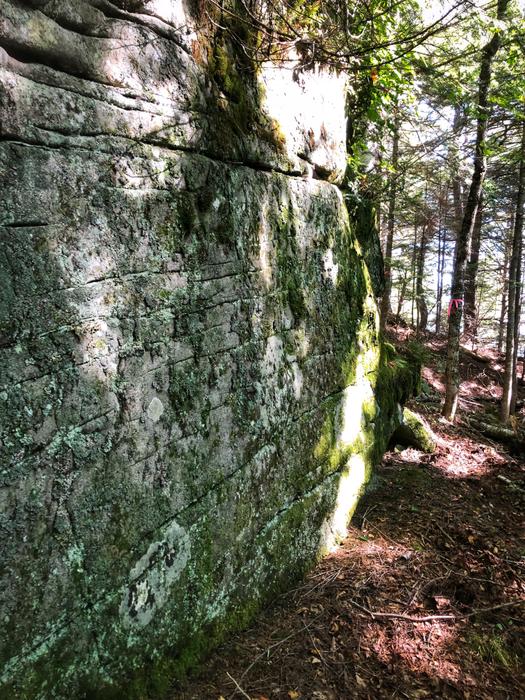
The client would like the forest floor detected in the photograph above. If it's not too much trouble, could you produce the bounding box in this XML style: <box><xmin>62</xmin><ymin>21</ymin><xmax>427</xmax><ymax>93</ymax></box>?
<box><xmin>174</xmin><ymin>328</ymin><xmax>525</xmax><ymax>700</ymax></box>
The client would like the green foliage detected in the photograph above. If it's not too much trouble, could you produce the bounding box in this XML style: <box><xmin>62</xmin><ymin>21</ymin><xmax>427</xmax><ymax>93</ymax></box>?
<box><xmin>402</xmin><ymin>339</ymin><xmax>433</xmax><ymax>367</ymax></box>
<box><xmin>467</xmin><ymin>629</ymin><xmax>520</xmax><ymax>669</ymax></box>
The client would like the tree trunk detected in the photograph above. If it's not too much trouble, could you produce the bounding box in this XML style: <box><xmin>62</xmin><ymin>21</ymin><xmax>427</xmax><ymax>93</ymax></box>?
<box><xmin>442</xmin><ymin>0</ymin><xmax>509</xmax><ymax>422</ymax></box>
<box><xmin>411</xmin><ymin>223</ymin><xmax>418</xmax><ymax>328</ymax></box>
<box><xmin>451</xmin><ymin>106</ymin><xmax>465</xmax><ymax>235</ymax></box>
<box><xmin>502</xmin><ymin>121</ymin><xmax>525</xmax><ymax>423</ymax></box>
<box><xmin>380</xmin><ymin>112</ymin><xmax>401</xmax><ymax>331</ymax></box>
<box><xmin>416</xmin><ymin>224</ymin><xmax>429</xmax><ymax>333</ymax></box>
<box><xmin>435</xmin><ymin>186</ymin><xmax>447</xmax><ymax>334</ymax></box>
<box><xmin>464</xmin><ymin>195</ymin><xmax>483</xmax><ymax>340</ymax></box>
<box><xmin>498</xmin><ymin>218</ymin><xmax>512</xmax><ymax>353</ymax></box>
<box><xmin>510</xmin><ymin>282</ymin><xmax>522</xmax><ymax>414</ymax></box>
<box><xmin>396</xmin><ymin>269</ymin><xmax>409</xmax><ymax>319</ymax></box>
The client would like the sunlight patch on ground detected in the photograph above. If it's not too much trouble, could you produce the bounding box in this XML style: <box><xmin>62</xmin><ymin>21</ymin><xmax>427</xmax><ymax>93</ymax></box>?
<box><xmin>422</xmin><ymin>366</ymin><xmax>445</xmax><ymax>393</ymax></box>
<box><xmin>390</xmin><ymin>447</ymin><xmax>426</xmax><ymax>463</ymax></box>
<box><xmin>329</xmin><ymin>526</ymin><xmax>417</xmax><ymax>572</ymax></box>
<box><xmin>362</xmin><ymin>619</ymin><xmax>467</xmax><ymax>687</ymax></box>
<box><xmin>431</xmin><ymin>431</ymin><xmax>507</xmax><ymax>478</ymax></box>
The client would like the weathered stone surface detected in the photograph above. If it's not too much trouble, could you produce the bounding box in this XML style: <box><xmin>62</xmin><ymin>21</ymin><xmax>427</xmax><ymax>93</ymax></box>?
<box><xmin>0</xmin><ymin>2</ymin><xmax>417</xmax><ymax>697</ymax></box>
<box><xmin>392</xmin><ymin>407</ymin><xmax>437</xmax><ymax>453</ymax></box>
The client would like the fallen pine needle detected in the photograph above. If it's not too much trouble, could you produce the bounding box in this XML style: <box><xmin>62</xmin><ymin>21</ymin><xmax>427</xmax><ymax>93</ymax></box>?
<box><xmin>239</xmin><ymin>615</ymin><xmax>321</xmax><ymax>682</ymax></box>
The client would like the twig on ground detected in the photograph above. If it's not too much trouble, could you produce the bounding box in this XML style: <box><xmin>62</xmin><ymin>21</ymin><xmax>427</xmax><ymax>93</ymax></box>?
<box><xmin>285</xmin><ymin>567</ymin><xmax>343</xmax><ymax>597</ymax></box>
<box><xmin>360</xmin><ymin>504</ymin><xmax>377</xmax><ymax>528</ymax></box>
<box><xmin>499</xmin><ymin>557</ymin><xmax>525</xmax><ymax>567</ymax></box>
<box><xmin>435</xmin><ymin>521</ymin><xmax>456</xmax><ymax>545</ymax></box>
<box><xmin>365</xmin><ymin>522</ymin><xmax>405</xmax><ymax>548</ymax></box>
<box><xmin>227</xmin><ymin>671</ymin><xmax>251</xmax><ymax>699</ymax></box>
<box><xmin>303</xmin><ymin>621</ymin><xmax>330</xmax><ymax>670</ymax></box>
<box><xmin>463</xmin><ymin>600</ymin><xmax>525</xmax><ymax>617</ymax></box>
<box><xmin>404</xmin><ymin>572</ymin><xmax>451</xmax><ymax>610</ymax></box>
<box><xmin>239</xmin><ymin>616</ymin><xmax>321</xmax><ymax>682</ymax></box>
<box><xmin>298</xmin><ymin>568</ymin><xmax>343</xmax><ymax>599</ymax></box>
<box><xmin>347</xmin><ymin>598</ymin><xmax>525</xmax><ymax>623</ymax></box>
<box><xmin>348</xmin><ymin>598</ymin><xmax>456</xmax><ymax>622</ymax></box>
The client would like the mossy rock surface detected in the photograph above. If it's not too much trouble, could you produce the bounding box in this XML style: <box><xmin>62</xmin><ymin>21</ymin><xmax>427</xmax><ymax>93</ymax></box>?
<box><xmin>391</xmin><ymin>407</ymin><xmax>436</xmax><ymax>453</ymax></box>
<box><xmin>0</xmin><ymin>2</ymin><xmax>420</xmax><ymax>697</ymax></box>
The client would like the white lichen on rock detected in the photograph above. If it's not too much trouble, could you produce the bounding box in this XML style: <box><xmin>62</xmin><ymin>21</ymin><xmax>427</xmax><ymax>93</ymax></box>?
<box><xmin>120</xmin><ymin>520</ymin><xmax>190</xmax><ymax>628</ymax></box>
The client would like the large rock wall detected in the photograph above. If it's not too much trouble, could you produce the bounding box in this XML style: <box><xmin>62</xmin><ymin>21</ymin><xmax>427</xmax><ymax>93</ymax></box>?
<box><xmin>0</xmin><ymin>2</ymin><xmax>416</xmax><ymax>697</ymax></box>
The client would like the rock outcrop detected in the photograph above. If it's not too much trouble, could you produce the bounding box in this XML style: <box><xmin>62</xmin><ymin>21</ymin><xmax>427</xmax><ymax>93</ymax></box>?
<box><xmin>0</xmin><ymin>2</ymin><xmax>417</xmax><ymax>697</ymax></box>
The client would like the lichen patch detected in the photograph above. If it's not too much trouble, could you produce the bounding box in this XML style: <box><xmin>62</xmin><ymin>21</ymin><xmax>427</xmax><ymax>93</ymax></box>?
<box><xmin>120</xmin><ymin>520</ymin><xmax>190</xmax><ymax>628</ymax></box>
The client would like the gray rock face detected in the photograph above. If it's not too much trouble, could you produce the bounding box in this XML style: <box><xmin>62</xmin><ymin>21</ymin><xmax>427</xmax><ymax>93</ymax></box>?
<box><xmin>0</xmin><ymin>2</ymin><xmax>415</xmax><ymax>697</ymax></box>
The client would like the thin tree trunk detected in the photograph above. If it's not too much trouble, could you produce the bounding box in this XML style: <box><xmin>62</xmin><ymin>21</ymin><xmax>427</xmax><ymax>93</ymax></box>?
<box><xmin>501</xmin><ymin>120</ymin><xmax>525</xmax><ymax>424</ymax></box>
<box><xmin>436</xmin><ymin>186</ymin><xmax>447</xmax><ymax>334</ymax></box>
<box><xmin>510</xmin><ymin>283</ymin><xmax>522</xmax><ymax>414</ymax></box>
<box><xmin>498</xmin><ymin>218</ymin><xmax>512</xmax><ymax>353</ymax></box>
<box><xmin>416</xmin><ymin>224</ymin><xmax>429</xmax><ymax>334</ymax></box>
<box><xmin>520</xmin><ymin>289</ymin><xmax>525</xmax><ymax>383</ymax></box>
<box><xmin>451</xmin><ymin>106</ymin><xmax>465</xmax><ymax>237</ymax></box>
<box><xmin>443</xmin><ymin>0</ymin><xmax>509</xmax><ymax>422</ymax></box>
<box><xmin>411</xmin><ymin>223</ymin><xmax>418</xmax><ymax>328</ymax></box>
<box><xmin>464</xmin><ymin>196</ymin><xmax>483</xmax><ymax>340</ymax></box>
<box><xmin>435</xmin><ymin>224</ymin><xmax>444</xmax><ymax>333</ymax></box>
<box><xmin>510</xmin><ymin>229</ymin><xmax>524</xmax><ymax>413</ymax></box>
<box><xmin>380</xmin><ymin>112</ymin><xmax>401</xmax><ymax>331</ymax></box>
<box><xmin>396</xmin><ymin>269</ymin><xmax>409</xmax><ymax>319</ymax></box>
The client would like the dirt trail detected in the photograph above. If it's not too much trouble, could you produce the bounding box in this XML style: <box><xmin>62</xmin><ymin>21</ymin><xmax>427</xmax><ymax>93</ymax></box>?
<box><xmin>174</xmin><ymin>337</ymin><xmax>525</xmax><ymax>700</ymax></box>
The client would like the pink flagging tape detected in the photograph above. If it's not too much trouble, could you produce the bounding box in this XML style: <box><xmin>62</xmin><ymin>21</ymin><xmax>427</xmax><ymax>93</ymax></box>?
<box><xmin>448</xmin><ymin>298</ymin><xmax>464</xmax><ymax>317</ymax></box>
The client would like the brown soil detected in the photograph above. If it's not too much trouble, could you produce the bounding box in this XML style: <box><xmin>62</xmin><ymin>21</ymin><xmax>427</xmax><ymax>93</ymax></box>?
<box><xmin>172</xmin><ymin>330</ymin><xmax>525</xmax><ymax>700</ymax></box>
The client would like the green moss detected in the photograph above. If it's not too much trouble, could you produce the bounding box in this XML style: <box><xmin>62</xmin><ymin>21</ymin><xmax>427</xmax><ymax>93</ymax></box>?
<box><xmin>467</xmin><ymin>630</ymin><xmax>519</xmax><ymax>669</ymax></box>
<box><xmin>350</xmin><ymin>198</ymin><xmax>384</xmax><ymax>298</ymax></box>
<box><xmin>397</xmin><ymin>408</ymin><xmax>436</xmax><ymax>453</ymax></box>
<box><xmin>314</xmin><ymin>406</ymin><xmax>348</xmax><ymax>475</ymax></box>
<box><xmin>206</xmin><ymin>31</ymin><xmax>258</xmax><ymax>148</ymax></box>
<box><xmin>169</xmin><ymin>364</ymin><xmax>205</xmax><ymax>417</ymax></box>
<box><xmin>273</xmin><ymin>203</ymin><xmax>307</xmax><ymax>323</ymax></box>
<box><xmin>79</xmin><ymin>492</ymin><xmax>328</xmax><ymax>700</ymax></box>
<box><xmin>398</xmin><ymin>339</ymin><xmax>433</xmax><ymax>369</ymax></box>
<box><xmin>204</xmin><ymin>17</ymin><xmax>289</xmax><ymax>154</ymax></box>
